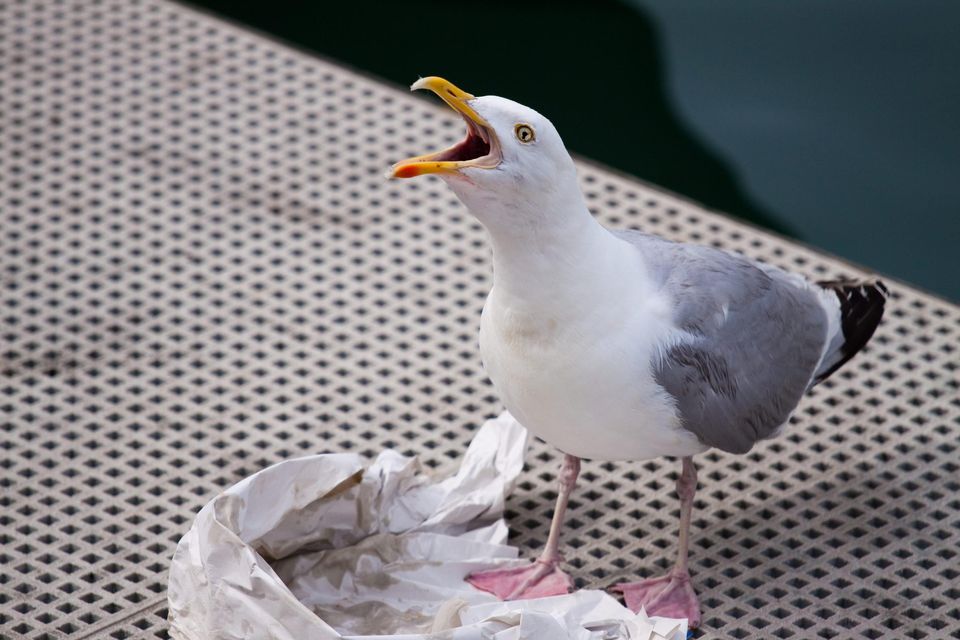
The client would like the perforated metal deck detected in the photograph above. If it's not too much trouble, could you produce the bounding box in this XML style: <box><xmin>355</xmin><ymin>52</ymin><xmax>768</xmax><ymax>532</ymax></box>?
<box><xmin>1</xmin><ymin>1</ymin><xmax>958</xmax><ymax>639</ymax></box>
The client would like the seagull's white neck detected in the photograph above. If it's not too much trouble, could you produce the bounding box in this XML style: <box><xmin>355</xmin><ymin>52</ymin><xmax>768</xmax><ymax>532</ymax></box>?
<box><xmin>450</xmin><ymin>178</ymin><xmax>629</xmax><ymax>311</ymax></box>
<box><xmin>488</xmin><ymin>206</ymin><xmax>613</xmax><ymax>304</ymax></box>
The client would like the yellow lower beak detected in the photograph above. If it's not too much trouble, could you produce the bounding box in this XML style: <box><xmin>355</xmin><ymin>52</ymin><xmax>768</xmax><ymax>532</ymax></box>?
<box><xmin>390</xmin><ymin>77</ymin><xmax>500</xmax><ymax>179</ymax></box>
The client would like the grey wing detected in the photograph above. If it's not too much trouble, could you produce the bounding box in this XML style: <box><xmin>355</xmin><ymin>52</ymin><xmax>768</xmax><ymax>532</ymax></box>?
<box><xmin>616</xmin><ymin>230</ymin><xmax>830</xmax><ymax>454</ymax></box>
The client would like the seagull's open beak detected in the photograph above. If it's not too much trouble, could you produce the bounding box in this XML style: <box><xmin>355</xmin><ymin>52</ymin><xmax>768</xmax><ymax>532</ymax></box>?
<box><xmin>390</xmin><ymin>77</ymin><xmax>501</xmax><ymax>179</ymax></box>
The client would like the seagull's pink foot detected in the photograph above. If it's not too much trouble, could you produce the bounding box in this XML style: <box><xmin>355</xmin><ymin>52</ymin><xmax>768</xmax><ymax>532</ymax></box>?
<box><xmin>610</xmin><ymin>570</ymin><xmax>701</xmax><ymax>628</ymax></box>
<box><xmin>466</xmin><ymin>559</ymin><xmax>574</xmax><ymax>600</ymax></box>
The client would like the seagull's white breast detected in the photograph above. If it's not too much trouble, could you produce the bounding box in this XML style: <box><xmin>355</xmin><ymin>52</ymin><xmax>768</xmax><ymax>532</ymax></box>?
<box><xmin>478</xmin><ymin>248</ymin><xmax>707</xmax><ymax>462</ymax></box>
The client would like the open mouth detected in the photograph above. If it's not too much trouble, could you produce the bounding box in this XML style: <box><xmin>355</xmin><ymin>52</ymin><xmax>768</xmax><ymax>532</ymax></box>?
<box><xmin>434</xmin><ymin>121</ymin><xmax>491</xmax><ymax>163</ymax></box>
<box><xmin>391</xmin><ymin>77</ymin><xmax>501</xmax><ymax>179</ymax></box>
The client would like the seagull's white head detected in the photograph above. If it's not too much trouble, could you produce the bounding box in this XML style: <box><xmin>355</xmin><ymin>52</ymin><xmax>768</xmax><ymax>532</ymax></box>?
<box><xmin>391</xmin><ymin>77</ymin><xmax>583</xmax><ymax>229</ymax></box>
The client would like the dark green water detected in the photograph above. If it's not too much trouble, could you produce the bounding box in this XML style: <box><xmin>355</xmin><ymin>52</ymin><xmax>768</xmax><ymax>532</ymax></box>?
<box><xmin>187</xmin><ymin>0</ymin><xmax>959</xmax><ymax>300</ymax></box>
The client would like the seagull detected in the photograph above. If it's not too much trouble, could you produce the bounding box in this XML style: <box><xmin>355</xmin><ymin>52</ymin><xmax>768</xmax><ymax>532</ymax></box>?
<box><xmin>390</xmin><ymin>77</ymin><xmax>887</xmax><ymax>627</ymax></box>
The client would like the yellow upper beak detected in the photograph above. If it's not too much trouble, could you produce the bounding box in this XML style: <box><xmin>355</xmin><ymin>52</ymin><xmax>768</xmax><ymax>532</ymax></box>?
<box><xmin>390</xmin><ymin>77</ymin><xmax>499</xmax><ymax>179</ymax></box>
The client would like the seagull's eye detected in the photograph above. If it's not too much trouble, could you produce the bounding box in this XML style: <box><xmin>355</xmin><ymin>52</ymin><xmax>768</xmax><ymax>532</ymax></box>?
<box><xmin>514</xmin><ymin>123</ymin><xmax>535</xmax><ymax>144</ymax></box>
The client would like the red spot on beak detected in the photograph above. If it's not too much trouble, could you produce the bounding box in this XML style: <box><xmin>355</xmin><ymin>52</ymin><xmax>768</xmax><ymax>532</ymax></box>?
<box><xmin>393</xmin><ymin>164</ymin><xmax>422</xmax><ymax>179</ymax></box>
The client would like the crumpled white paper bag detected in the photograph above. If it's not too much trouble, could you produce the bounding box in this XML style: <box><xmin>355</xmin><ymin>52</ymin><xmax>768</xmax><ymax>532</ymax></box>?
<box><xmin>167</xmin><ymin>412</ymin><xmax>687</xmax><ymax>640</ymax></box>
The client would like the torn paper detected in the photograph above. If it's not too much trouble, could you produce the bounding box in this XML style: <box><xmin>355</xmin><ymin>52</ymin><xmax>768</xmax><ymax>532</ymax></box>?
<box><xmin>167</xmin><ymin>412</ymin><xmax>688</xmax><ymax>639</ymax></box>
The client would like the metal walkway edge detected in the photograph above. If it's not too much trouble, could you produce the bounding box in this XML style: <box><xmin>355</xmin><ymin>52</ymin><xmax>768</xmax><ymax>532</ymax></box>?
<box><xmin>1</xmin><ymin>1</ymin><xmax>957</xmax><ymax>638</ymax></box>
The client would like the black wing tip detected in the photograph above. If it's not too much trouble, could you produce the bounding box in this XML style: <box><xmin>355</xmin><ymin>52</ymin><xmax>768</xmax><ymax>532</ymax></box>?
<box><xmin>813</xmin><ymin>278</ymin><xmax>888</xmax><ymax>384</ymax></box>
<box><xmin>817</xmin><ymin>277</ymin><xmax>890</xmax><ymax>298</ymax></box>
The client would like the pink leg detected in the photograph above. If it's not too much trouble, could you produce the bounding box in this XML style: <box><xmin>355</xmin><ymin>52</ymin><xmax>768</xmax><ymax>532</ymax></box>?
<box><xmin>466</xmin><ymin>454</ymin><xmax>580</xmax><ymax>600</ymax></box>
<box><xmin>611</xmin><ymin>457</ymin><xmax>702</xmax><ymax>627</ymax></box>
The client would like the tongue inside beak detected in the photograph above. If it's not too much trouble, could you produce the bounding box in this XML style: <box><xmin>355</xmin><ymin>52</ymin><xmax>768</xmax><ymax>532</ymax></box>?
<box><xmin>390</xmin><ymin>77</ymin><xmax>500</xmax><ymax>179</ymax></box>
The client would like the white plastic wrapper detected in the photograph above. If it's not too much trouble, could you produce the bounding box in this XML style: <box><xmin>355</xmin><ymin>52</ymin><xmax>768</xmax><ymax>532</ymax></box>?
<box><xmin>167</xmin><ymin>412</ymin><xmax>687</xmax><ymax>640</ymax></box>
